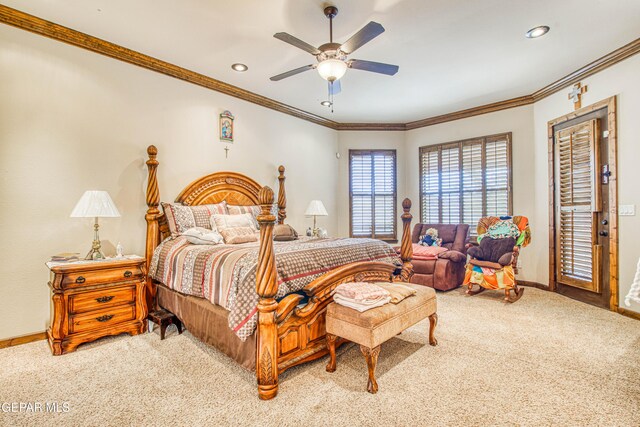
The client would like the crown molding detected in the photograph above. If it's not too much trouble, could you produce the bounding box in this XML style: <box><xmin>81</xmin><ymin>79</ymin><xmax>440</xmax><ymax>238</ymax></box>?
<box><xmin>405</xmin><ymin>95</ymin><xmax>535</xmax><ymax>130</ymax></box>
<box><xmin>337</xmin><ymin>122</ymin><xmax>406</xmax><ymax>131</ymax></box>
<box><xmin>532</xmin><ymin>37</ymin><xmax>640</xmax><ymax>102</ymax></box>
<box><xmin>0</xmin><ymin>5</ymin><xmax>340</xmax><ymax>130</ymax></box>
<box><xmin>1</xmin><ymin>5</ymin><xmax>638</xmax><ymax>132</ymax></box>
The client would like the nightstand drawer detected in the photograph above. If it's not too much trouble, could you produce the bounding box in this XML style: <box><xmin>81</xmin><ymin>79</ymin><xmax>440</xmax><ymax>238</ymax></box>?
<box><xmin>69</xmin><ymin>285</ymin><xmax>136</xmax><ymax>314</ymax></box>
<box><xmin>61</xmin><ymin>265</ymin><xmax>144</xmax><ymax>289</ymax></box>
<box><xmin>69</xmin><ymin>304</ymin><xmax>136</xmax><ymax>335</ymax></box>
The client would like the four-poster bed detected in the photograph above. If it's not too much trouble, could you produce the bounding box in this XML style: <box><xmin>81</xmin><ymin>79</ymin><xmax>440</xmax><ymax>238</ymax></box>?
<box><xmin>143</xmin><ymin>145</ymin><xmax>414</xmax><ymax>399</ymax></box>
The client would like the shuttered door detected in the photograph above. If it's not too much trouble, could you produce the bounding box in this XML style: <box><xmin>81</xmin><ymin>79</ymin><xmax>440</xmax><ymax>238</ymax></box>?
<box><xmin>350</xmin><ymin>150</ymin><xmax>397</xmax><ymax>239</ymax></box>
<box><xmin>555</xmin><ymin>120</ymin><xmax>601</xmax><ymax>292</ymax></box>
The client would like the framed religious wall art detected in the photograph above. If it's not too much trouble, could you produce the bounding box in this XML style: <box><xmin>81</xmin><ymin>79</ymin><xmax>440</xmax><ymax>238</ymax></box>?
<box><xmin>219</xmin><ymin>110</ymin><xmax>234</xmax><ymax>143</ymax></box>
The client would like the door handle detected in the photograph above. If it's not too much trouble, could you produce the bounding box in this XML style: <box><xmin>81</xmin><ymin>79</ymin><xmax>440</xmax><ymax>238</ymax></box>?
<box><xmin>598</xmin><ymin>231</ymin><xmax>608</xmax><ymax>237</ymax></box>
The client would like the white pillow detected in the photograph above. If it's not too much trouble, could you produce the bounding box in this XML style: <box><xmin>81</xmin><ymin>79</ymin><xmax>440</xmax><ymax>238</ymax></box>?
<box><xmin>211</xmin><ymin>213</ymin><xmax>258</xmax><ymax>232</ymax></box>
<box><xmin>182</xmin><ymin>227</ymin><xmax>224</xmax><ymax>245</ymax></box>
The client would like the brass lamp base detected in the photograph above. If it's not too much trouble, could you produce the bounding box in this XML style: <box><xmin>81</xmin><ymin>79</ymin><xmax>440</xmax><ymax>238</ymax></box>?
<box><xmin>85</xmin><ymin>245</ymin><xmax>105</xmax><ymax>261</ymax></box>
<box><xmin>85</xmin><ymin>218</ymin><xmax>105</xmax><ymax>260</ymax></box>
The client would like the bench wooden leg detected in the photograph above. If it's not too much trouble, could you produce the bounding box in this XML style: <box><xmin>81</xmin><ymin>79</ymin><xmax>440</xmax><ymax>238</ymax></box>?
<box><xmin>428</xmin><ymin>313</ymin><xmax>438</xmax><ymax>346</ymax></box>
<box><xmin>326</xmin><ymin>334</ymin><xmax>337</xmax><ymax>372</ymax></box>
<box><xmin>360</xmin><ymin>345</ymin><xmax>381</xmax><ymax>394</ymax></box>
<box><xmin>175</xmin><ymin>318</ymin><xmax>183</xmax><ymax>334</ymax></box>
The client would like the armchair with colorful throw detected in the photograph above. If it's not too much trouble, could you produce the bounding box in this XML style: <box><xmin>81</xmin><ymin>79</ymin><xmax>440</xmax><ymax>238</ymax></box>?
<box><xmin>463</xmin><ymin>216</ymin><xmax>531</xmax><ymax>303</ymax></box>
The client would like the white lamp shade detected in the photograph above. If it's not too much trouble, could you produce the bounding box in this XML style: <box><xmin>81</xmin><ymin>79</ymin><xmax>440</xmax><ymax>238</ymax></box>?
<box><xmin>317</xmin><ymin>59</ymin><xmax>348</xmax><ymax>81</ymax></box>
<box><xmin>305</xmin><ymin>200</ymin><xmax>328</xmax><ymax>217</ymax></box>
<box><xmin>70</xmin><ymin>191</ymin><xmax>121</xmax><ymax>218</ymax></box>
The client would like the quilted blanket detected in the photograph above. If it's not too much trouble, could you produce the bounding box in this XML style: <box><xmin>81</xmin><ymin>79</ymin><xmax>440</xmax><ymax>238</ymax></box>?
<box><xmin>150</xmin><ymin>236</ymin><xmax>400</xmax><ymax>340</ymax></box>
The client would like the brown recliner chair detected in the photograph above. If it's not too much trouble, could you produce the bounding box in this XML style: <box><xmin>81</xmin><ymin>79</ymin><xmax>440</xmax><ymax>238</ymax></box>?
<box><xmin>410</xmin><ymin>223</ymin><xmax>470</xmax><ymax>291</ymax></box>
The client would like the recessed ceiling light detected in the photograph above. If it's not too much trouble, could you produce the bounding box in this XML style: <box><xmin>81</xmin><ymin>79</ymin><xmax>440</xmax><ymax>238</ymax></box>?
<box><xmin>525</xmin><ymin>26</ymin><xmax>550</xmax><ymax>39</ymax></box>
<box><xmin>320</xmin><ymin>101</ymin><xmax>332</xmax><ymax>107</ymax></box>
<box><xmin>231</xmin><ymin>63</ymin><xmax>248</xmax><ymax>72</ymax></box>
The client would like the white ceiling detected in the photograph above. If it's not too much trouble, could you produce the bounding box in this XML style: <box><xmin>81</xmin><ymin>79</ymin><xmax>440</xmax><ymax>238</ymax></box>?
<box><xmin>4</xmin><ymin>0</ymin><xmax>640</xmax><ymax>123</ymax></box>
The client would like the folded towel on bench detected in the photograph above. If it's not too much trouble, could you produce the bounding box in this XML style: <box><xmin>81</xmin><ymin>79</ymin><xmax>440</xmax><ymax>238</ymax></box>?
<box><xmin>333</xmin><ymin>294</ymin><xmax>392</xmax><ymax>312</ymax></box>
<box><xmin>373</xmin><ymin>282</ymin><xmax>417</xmax><ymax>304</ymax></box>
<box><xmin>333</xmin><ymin>282</ymin><xmax>390</xmax><ymax>302</ymax></box>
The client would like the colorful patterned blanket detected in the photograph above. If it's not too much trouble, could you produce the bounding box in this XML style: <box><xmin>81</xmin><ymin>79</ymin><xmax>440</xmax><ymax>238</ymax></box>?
<box><xmin>150</xmin><ymin>236</ymin><xmax>400</xmax><ymax>341</ymax></box>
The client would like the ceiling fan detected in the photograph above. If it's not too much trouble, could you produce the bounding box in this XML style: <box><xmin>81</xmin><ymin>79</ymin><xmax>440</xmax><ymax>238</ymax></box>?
<box><xmin>270</xmin><ymin>5</ymin><xmax>399</xmax><ymax>98</ymax></box>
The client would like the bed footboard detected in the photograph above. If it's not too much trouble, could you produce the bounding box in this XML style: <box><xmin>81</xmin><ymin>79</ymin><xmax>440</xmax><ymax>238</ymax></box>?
<box><xmin>255</xmin><ymin>187</ymin><xmax>413</xmax><ymax>400</ymax></box>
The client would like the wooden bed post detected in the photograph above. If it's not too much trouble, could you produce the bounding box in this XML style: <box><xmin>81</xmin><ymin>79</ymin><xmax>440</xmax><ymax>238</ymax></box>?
<box><xmin>398</xmin><ymin>198</ymin><xmax>414</xmax><ymax>282</ymax></box>
<box><xmin>145</xmin><ymin>145</ymin><xmax>161</xmax><ymax>311</ymax></box>
<box><xmin>277</xmin><ymin>165</ymin><xmax>286</xmax><ymax>224</ymax></box>
<box><xmin>256</xmin><ymin>186</ymin><xmax>279</xmax><ymax>400</ymax></box>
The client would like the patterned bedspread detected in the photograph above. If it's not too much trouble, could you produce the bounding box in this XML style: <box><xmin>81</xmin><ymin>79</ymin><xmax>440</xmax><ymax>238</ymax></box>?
<box><xmin>150</xmin><ymin>236</ymin><xmax>400</xmax><ymax>340</ymax></box>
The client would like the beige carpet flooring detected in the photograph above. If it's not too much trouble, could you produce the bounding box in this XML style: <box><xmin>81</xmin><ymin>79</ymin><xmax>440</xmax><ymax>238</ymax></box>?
<box><xmin>1</xmin><ymin>287</ymin><xmax>639</xmax><ymax>426</ymax></box>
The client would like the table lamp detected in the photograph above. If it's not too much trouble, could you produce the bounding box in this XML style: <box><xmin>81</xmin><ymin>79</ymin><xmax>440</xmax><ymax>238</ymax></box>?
<box><xmin>70</xmin><ymin>190</ymin><xmax>121</xmax><ymax>260</ymax></box>
<box><xmin>304</xmin><ymin>200</ymin><xmax>328</xmax><ymax>237</ymax></box>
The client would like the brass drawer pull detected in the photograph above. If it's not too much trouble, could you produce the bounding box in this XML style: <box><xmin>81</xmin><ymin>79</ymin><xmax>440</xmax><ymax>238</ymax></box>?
<box><xmin>124</xmin><ymin>271</ymin><xmax>132</xmax><ymax>278</ymax></box>
<box><xmin>75</xmin><ymin>276</ymin><xmax>86</xmax><ymax>284</ymax></box>
<box><xmin>96</xmin><ymin>296</ymin><xmax>114</xmax><ymax>303</ymax></box>
<box><xmin>96</xmin><ymin>315</ymin><xmax>114</xmax><ymax>322</ymax></box>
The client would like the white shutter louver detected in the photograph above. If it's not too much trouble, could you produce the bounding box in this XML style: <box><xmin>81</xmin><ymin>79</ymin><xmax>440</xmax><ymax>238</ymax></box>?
<box><xmin>420</xmin><ymin>133</ymin><xmax>512</xmax><ymax>229</ymax></box>
<box><xmin>420</xmin><ymin>148</ymin><xmax>440</xmax><ymax>223</ymax></box>
<box><xmin>350</xmin><ymin>150</ymin><xmax>397</xmax><ymax>239</ymax></box>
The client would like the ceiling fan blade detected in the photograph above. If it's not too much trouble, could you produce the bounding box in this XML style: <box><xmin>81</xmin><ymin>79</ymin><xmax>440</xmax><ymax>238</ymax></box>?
<box><xmin>270</xmin><ymin>64</ymin><xmax>316</xmax><ymax>81</ymax></box>
<box><xmin>348</xmin><ymin>59</ymin><xmax>399</xmax><ymax>76</ymax></box>
<box><xmin>329</xmin><ymin>79</ymin><xmax>341</xmax><ymax>95</ymax></box>
<box><xmin>339</xmin><ymin>22</ymin><xmax>385</xmax><ymax>54</ymax></box>
<box><xmin>273</xmin><ymin>32</ymin><xmax>321</xmax><ymax>55</ymax></box>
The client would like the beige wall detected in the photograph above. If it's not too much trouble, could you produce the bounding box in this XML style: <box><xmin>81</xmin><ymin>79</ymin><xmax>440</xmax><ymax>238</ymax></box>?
<box><xmin>533</xmin><ymin>54</ymin><xmax>640</xmax><ymax>314</ymax></box>
<box><xmin>336</xmin><ymin>131</ymin><xmax>406</xmax><ymax>238</ymax></box>
<box><xmin>0</xmin><ymin>26</ymin><xmax>338</xmax><ymax>340</ymax></box>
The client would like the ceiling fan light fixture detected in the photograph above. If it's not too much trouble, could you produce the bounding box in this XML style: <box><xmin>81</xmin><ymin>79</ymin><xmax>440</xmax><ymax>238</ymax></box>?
<box><xmin>320</xmin><ymin>100</ymin><xmax>332</xmax><ymax>107</ymax></box>
<box><xmin>317</xmin><ymin>59</ymin><xmax>348</xmax><ymax>81</ymax></box>
<box><xmin>525</xmin><ymin>25</ymin><xmax>550</xmax><ymax>39</ymax></box>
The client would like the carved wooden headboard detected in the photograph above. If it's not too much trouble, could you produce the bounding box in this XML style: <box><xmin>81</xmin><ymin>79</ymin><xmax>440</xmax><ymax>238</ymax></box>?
<box><xmin>143</xmin><ymin>145</ymin><xmax>287</xmax><ymax>308</ymax></box>
<box><xmin>176</xmin><ymin>172</ymin><xmax>262</xmax><ymax>206</ymax></box>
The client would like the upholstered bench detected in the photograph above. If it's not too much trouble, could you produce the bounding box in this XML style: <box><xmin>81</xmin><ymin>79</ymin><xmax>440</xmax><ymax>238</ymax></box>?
<box><xmin>325</xmin><ymin>283</ymin><xmax>438</xmax><ymax>393</ymax></box>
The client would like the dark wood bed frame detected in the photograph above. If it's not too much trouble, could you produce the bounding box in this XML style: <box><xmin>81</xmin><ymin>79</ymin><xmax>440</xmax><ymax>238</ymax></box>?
<box><xmin>144</xmin><ymin>145</ymin><xmax>414</xmax><ymax>400</ymax></box>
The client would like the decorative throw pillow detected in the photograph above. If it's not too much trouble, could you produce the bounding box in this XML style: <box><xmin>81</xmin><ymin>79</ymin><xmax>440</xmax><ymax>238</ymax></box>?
<box><xmin>220</xmin><ymin>227</ymin><xmax>259</xmax><ymax>244</ymax></box>
<box><xmin>273</xmin><ymin>224</ymin><xmax>298</xmax><ymax>241</ymax></box>
<box><xmin>182</xmin><ymin>227</ymin><xmax>224</xmax><ymax>245</ymax></box>
<box><xmin>227</xmin><ymin>205</ymin><xmax>261</xmax><ymax>229</ymax></box>
<box><xmin>162</xmin><ymin>202</ymin><xmax>227</xmax><ymax>237</ymax></box>
<box><xmin>211</xmin><ymin>213</ymin><xmax>258</xmax><ymax>233</ymax></box>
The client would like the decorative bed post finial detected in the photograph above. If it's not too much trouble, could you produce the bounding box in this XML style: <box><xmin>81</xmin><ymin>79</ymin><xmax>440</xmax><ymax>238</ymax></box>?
<box><xmin>277</xmin><ymin>166</ymin><xmax>286</xmax><ymax>224</ymax></box>
<box><xmin>398</xmin><ymin>198</ymin><xmax>414</xmax><ymax>282</ymax></box>
<box><xmin>256</xmin><ymin>186</ymin><xmax>279</xmax><ymax>400</ymax></box>
<box><xmin>145</xmin><ymin>145</ymin><xmax>161</xmax><ymax>311</ymax></box>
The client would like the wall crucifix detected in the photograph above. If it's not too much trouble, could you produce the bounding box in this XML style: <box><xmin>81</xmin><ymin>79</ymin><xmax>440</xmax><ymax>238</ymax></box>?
<box><xmin>568</xmin><ymin>82</ymin><xmax>588</xmax><ymax>110</ymax></box>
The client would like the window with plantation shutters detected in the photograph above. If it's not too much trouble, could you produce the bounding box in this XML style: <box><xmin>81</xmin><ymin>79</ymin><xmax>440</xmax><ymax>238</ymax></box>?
<box><xmin>350</xmin><ymin>150</ymin><xmax>397</xmax><ymax>240</ymax></box>
<box><xmin>419</xmin><ymin>133</ymin><xmax>512</xmax><ymax>233</ymax></box>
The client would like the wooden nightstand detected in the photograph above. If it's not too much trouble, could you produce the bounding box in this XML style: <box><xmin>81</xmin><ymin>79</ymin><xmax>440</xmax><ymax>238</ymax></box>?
<box><xmin>46</xmin><ymin>257</ymin><xmax>147</xmax><ymax>355</ymax></box>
